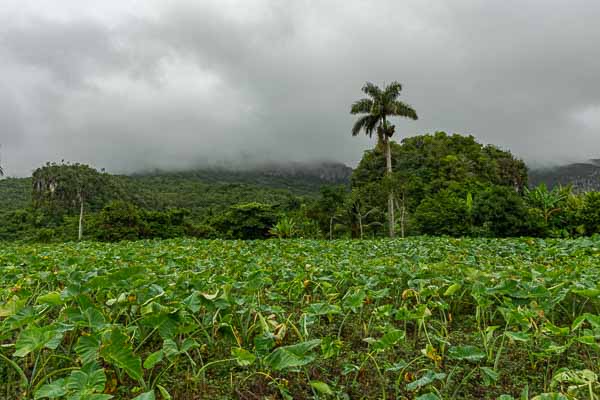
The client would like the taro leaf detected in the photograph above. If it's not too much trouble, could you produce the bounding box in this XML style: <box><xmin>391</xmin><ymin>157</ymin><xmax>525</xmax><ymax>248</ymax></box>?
<box><xmin>505</xmin><ymin>331</ymin><xmax>530</xmax><ymax>342</ymax></box>
<box><xmin>447</xmin><ymin>345</ymin><xmax>485</xmax><ymax>362</ymax></box>
<box><xmin>157</xmin><ymin>385</ymin><xmax>172</xmax><ymax>400</ymax></box>
<box><xmin>480</xmin><ymin>366</ymin><xmax>499</xmax><ymax>385</ymax></box>
<box><xmin>310</xmin><ymin>381</ymin><xmax>333</xmax><ymax>395</ymax></box>
<box><xmin>132</xmin><ymin>391</ymin><xmax>155</xmax><ymax>400</ymax></box>
<box><xmin>542</xmin><ymin>322</ymin><xmax>570</xmax><ymax>336</ymax></box>
<box><xmin>14</xmin><ymin>325</ymin><xmax>64</xmax><ymax>357</ymax></box>
<box><xmin>143</xmin><ymin>350</ymin><xmax>164</xmax><ymax>369</ymax></box>
<box><xmin>99</xmin><ymin>328</ymin><xmax>142</xmax><ymax>381</ymax></box>
<box><xmin>576</xmin><ymin>336</ymin><xmax>600</xmax><ymax>350</ymax></box>
<box><xmin>264</xmin><ymin>339</ymin><xmax>321</xmax><ymax>371</ymax></box>
<box><xmin>0</xmin><ymin>296</ymin><xmax>25</xmax><ymax>318</ymax></box>
<box><xmin>65</xmin><ymin>366</ymin><xmax>107</xmax><ymax>395</ymax></box>
<box><xmin>551</xmin><ymin>368</ymin><xmax>597</xmax><ymax>387</ymax></box>
<box><xmin>75</xmin><ymin>334</ymin><xmax>101</xmax><ymax>365</ymax></box>
<box><xmin>67</xmin><ymin>307</ymin><xmax>107</xmax><ymax>331</ymax></box>
<box><xmin>370</xmin><ymin>329</ymin><xmax>406</xmax><ymax>352</ymax></box>
<box><xmin>34</xmin><ymin>379</ymin><xmax>67</xmax><ymax>399</ymax></box>
<box><xmin>306</xmin><ymin>303</ymin><xmax>341</xmax><ymax>316</ymax></box>
<box><xmin>253</xmin><ymin>332</ymin><xmax>276</xmax><ymax>356</ymax></box>
<box><xmin>531</xmin><ymin>394</ymin><xmax>569</xmax><ymax>400</ymax></box>
<box><xmin>497</xmin><ymin>396</ymin><xmax>516</xmax><ymax>400</ymax></box>
<box><xmin>162</xmin><ymin>339</ymin><xmax>180</xmax><ymax>360</ymax></box>
<box><xmin>342</xmin><ymin>289</ymin><xmax>366</xmax><ymax>311</ymax></box>
<box><xmin>180</xmin><ymin>338</ymin><xmax>200</xmax><ymax>353</ymax></box>
<box><xmin>416</xmin><ymin>394</ymin><xmax>441</xmax><ymax>400</ymax></box>
<box><xmin>321</xmin><ymin>336</ymin><xmax>343</xmax><ymax>359</ymax></box>
<box><xmin>37</xmin><ymin>292</ymin><xmax>63</xmax><ymax>306</ymax></box>
<box><xmin>444</xmin><ymin>283</ymin><xmax>462</xmax><ymax>296</ymax></box>
<box><xmin>183</xmin><ymin>291</ymin><xmax>219</xmax><ymax>313</ymax></box>
<box><xmin>406</xmin><ymin>370</ymin><xmax>446</xmax><ymax>391</ymax></box>
<box><xmin>231</xmin><ymin>347</ymin><xmax>256</xmax><ymax>367</ymax></box>
<box><xmin>571</xmin><ymin>313</ymin><xmax>600</xmax><ymax>331</ymax></box>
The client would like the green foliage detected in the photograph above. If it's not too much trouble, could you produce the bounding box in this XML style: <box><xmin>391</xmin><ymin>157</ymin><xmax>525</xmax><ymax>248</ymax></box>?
<box><xmin>211</xmin><ymin>202</ymin><xmax>277</xmax><ymax>239</ymax></box>
<box><xmin>269</xmin><ymin>217</ymin><xmax>298</xmax><ymax>238</ymax></box>
<box><xmin>352</xmin><ymin>132</ymin><xmax>528</xmax><ymax>213</ymax></box>
<box><xmin>32</xmin><ymin>162</ymin><xmax>109</xmax><ymax>216</ymax></box>
<box><xmin>1</xmin><ymin>238</ymin><xmax>596</xmax><ymax>398</ymax></box>
<box><xmin>414</xmin><ymin>189</ymin><xmax>470</xmax><ymax>236</ymax></box>
<box><xmin>472</xmin><ymin>185</ymin><xmax>529</xmax><ymax>237</ymax></box>
<box><xmin>581</xmin><ymin>191</ymin><xmax>600</xmax><ymax>235</ymax></box>
<box><xmin>96</xmin><ymin>201</ymin><xmax>144</xmax><ymax>241</ymax></box>
<box><xmin>95</xmin><ymin>201</ymin><xmax>189</xmax><ymax>242</ymax></box>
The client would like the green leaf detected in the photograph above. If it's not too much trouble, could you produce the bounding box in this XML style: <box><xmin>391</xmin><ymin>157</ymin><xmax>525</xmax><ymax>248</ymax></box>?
<box><xmin>310</xmin><ymin>381</ymin><xmax>333</xmax><ymax>395</ymax></box>
<box><xmin>156</xmin><ymin>385</ymin><xmax>172</xmax><ymax>400</ymax></box>
<box><xmin>505</xmin><ymin>331</ymin><xmax>530</xmax><ymax>342</ymax></box>
<box><xmin>231</xmin><ymin>347</ymin><xmax>256</xmax><ymax>367</ymax></box>
<box><xmin>34</xmin><ymin>379</ymin><xmax>67</xmax><ymax>399</ymax></box>
<box><xmin>99</xmin><ymin>328</ymin><xmax>142</xmax><ymax>381</ymax></box>
<box><xmin>444</xmin><ymin>283</ymin><xmax>462</xmax><ymax>296</ymax></box>
<box><xmin>370</xmin><ymin>329</ymin><xmax>406</xmax><ymax>352</ymax></box>
<box><xmin>264</xmin><ymin>339</ymin><xmax>321</xmax><ymax>371</ymax></box>
<box><xmin>342</xmin><ymin>289</ymin><xmax>366</xmax><ymax>311</ymax></box>
<box><xmin>416</xmin><ymin>394</ymin><xmax>441</xmax><ymax>400</ymax></box>
<box><xmin>75</xmin><ymin>334</ymin><xmax>101</xmax><ymax>365</ymax></box>
<box><xmin>66</xmin><ymin>367</ymin><xmax>107</xmax><ymax>394</ymax></box>
<box><xmin>162</xmin><ymin>338</ymin><xmax>179</xmax><ymax>360</ymax></box>
<box><xmin>37</xmin><ymin>292</ymin><xmax>63</xmax><ymax>306</ymax></box>
<box><xmin>447</xmin><ymin>345</ymin><xmax>485</xmax><ymax>362</ymax></box>
<box><xmin>305</xmin><ymin>303</ymin><xmax>341</xmax><ymax>316</ymax></box>
<box><xmin>406</xmin><ymin>370</ymin><xmax>446</xmax><ymax>391</ymax></box>
<box><xmin>132</xmin><ymin>391</ymin><xmax>155</xmax><ymax>400</ymax></box>
<box><xmin>143</xmin><ymin>350</ymin><xmax>164</xmax><ymax>369</ymax></box>
<box><xmin>531</xmin><ymin>394</ymin><xmax>569</xmax><ymax>400</ymax></box>
<box><xmin>14</xmin><ymin>326</ymin><xmax>64</xmax><ymax>357</ymax></box>
<box><xmin>497</xmin><ymin>396</ymin><xmax>515</xmax><ymax>400</ymax></box>
<box><xmin>480</xmin><ymin>366</ymin><xmax>499</xmax><ymax>385</ymax></box>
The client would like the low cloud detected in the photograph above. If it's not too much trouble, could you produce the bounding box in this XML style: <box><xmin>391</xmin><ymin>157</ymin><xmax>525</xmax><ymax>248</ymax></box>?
<box><xmin>1</xmin><ymin>0</ymin><xmax>600</xmax><ymax>176</ymax></box>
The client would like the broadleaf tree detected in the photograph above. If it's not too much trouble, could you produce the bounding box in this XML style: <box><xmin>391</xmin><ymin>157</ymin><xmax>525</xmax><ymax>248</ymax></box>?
<box><xmin>32</xmin><ymin>162</ymin><xmax>109</xmax><ymax>240</ymax></box>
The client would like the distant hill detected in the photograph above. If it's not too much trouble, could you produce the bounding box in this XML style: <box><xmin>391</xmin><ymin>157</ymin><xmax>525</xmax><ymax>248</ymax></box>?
<box><xmin>0</xmin><ymin>161</ymin><xmax>352</xmax><ymax>219</ymax></box>
<box><xmin>528</xmin><ymin>159</ymin><xmax>600</xmax><ymax>191</ymax></box>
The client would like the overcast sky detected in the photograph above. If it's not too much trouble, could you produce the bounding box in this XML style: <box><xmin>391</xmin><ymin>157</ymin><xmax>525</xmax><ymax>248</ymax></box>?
<box><xmin>1</xmin><ymin>0</ymin><xmax>600</xmax><ymax>176</ymax></box>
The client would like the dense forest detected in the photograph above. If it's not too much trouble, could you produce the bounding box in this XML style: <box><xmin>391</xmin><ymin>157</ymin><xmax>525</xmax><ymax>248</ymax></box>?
<box><xmin>2</xmin><ymin>132</ymin><xmax>600</xmax><ymax>242</ymax></box>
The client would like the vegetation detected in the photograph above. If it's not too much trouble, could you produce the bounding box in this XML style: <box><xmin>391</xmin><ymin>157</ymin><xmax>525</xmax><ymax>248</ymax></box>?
<box><xmin>4</xmin><ymin>133</ymin><xmax>600</xmax><ymax>242</ymax></box>
<box><xmin>0</xmin><ymin>238</ymin><xmax>598</xmax><ymax>399</ymax></box>
<box><xmin>351</xmin><ymin>81</ymin><xmax>418</xmax><ymax>238</ymax></box>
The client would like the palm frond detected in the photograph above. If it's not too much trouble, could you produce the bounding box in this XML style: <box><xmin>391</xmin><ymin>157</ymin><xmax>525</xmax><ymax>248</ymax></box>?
<box><xmin>383</xmin><ymin>81</ymin><xmax>403</xmax><ymax>100</ymax></box>
<box><xmin>389</xmin><ymin>101</ymin><xmax>418</xmax><ymax>120</ymax></box>
<box><xmin>352</xmin><ymin>115</ymin><xmax>379</xmax><ymax>137</ymax></box>
<box><xmin>362</xmin><ymin>82</ymin><xmax>382</xmax><ymax>99</ymax></box>
<box><xmin>350</xmin><ymin>98</ymin><xmax>374</xmax><ymax>114</ymax></box>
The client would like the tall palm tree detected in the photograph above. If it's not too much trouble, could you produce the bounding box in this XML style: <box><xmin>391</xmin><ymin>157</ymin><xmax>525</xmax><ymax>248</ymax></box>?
<box><xmin>351</xmin><ymin>81</ymin><xmax>418</xmax><ymax>238</ymax></box>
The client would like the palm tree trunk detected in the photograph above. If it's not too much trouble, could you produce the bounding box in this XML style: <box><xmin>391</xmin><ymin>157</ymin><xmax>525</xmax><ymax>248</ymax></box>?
<box><xmin>78</xmin><ymin>195</ymin><xmax>84</xmax><ymax>241</ymax></box>
<box><xmin>385</xmin><ymin>136</ymin><xmax>395</xmax><ymax>238</ymax></box>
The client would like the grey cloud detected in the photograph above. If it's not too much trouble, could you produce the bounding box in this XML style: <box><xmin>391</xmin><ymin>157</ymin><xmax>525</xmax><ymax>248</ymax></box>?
<box><xmin>1</xmin><ymin>0</ymin><xmax>600</xmax><ymax>176</ymax></box>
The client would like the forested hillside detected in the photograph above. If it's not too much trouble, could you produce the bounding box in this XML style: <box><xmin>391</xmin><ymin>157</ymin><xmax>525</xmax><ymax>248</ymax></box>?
<box><xmin>3</xmin><ymin>133</ymin><xmax>600</xmax><ymax>242</ymax></box>
<box><xmin>529</xmin><ymin>159</ymin><xmax>600</xmax><ymax>191</ymax></box>
<box><xmin>0</xmin><ymin>162</ymin><xmax>352</xmax><ymax>218</ymax></box>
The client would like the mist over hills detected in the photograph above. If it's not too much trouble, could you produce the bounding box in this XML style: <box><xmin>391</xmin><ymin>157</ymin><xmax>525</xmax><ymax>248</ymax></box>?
<box><xmin>528</xmin><ymin>159</ymin><xmax>600</xmax><ymax>191</ymax></box>
<box><xmin>3</xmin><ymin>156</ymin><xmax>600</xmax><ymax>218</ymax></box>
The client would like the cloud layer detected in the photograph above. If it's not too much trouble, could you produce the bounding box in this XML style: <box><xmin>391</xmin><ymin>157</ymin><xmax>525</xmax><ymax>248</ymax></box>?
<box><xmin>1</xmin><ymin>0</ymin><xmax>600</xmax><ymax>176</ymax></box>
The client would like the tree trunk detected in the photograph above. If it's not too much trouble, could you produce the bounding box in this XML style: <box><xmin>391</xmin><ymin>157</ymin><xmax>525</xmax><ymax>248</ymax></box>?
<box><xmin>329</xmin><ymin>216</ymin><xmax>334</xmax><ymax>240</ymax></box>
<box><xmin>78</xmin><ymin>195</ymin><xmax>84</xmax><ymax>241</ymax></box>
<box><xmin>385</xmin><ymin>136</ymin><xmax>395</xmax><ymax>238</ymax></box>
<box><xmin>358</xmin><ymin>213</ymin><xmax>364</xmax><ymax>240</ymax></box>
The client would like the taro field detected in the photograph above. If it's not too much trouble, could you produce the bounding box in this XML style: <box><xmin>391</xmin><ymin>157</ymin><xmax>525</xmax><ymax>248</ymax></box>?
<box><xmin>0</xmin><ymin>238</ymin><xmax>599</xmax><ymax>399</ymax></box>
